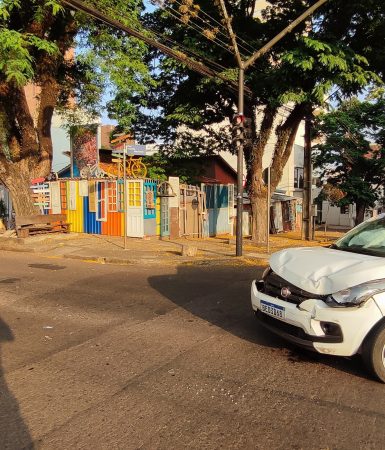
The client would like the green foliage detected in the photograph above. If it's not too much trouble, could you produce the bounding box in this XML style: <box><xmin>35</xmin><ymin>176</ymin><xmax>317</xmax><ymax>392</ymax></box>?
<box><xmin>143</xmin><ymin>152</ymin><xmax>204</xmax><ymax>184</ymax></box>
<box><xmin>0</xmin><ymin>27</ymin><xmax>58</xmax><ymax>84</ymax></box>
<box><xmin>0</xmin><ymin>0</ymin><xmax>154</xmax><ymax>130</ymax></box>
<box><xmin>313</xmin><ymin>96</ymin><xmax>385</xmax><ymax>211</ymax></box>
<box><xmin>132</xmin><ymin>0</ymin><xmax>385</xmax><ymax>155</ymax></box>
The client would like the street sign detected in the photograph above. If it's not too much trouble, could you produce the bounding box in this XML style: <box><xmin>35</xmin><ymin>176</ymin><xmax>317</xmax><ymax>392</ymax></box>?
<box><xmin>124</xmin><ymin>144</ymin><xmax>146</xmax><ymax>156</ymax></box>
<box><xmin>112</xmin><ymin>145</ymin><xmax>147</xmax><ymax>156</ymax></box>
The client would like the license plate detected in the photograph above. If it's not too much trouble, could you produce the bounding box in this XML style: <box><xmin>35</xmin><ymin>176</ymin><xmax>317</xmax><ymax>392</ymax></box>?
<box><xmin>260</xmin><ymin>300</ymin><xmax>285</xmax><ymax>319</ymax></box>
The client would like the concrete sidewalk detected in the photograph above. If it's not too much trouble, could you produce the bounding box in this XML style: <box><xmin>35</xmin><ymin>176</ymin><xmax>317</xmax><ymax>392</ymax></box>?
<box><xmin>0</xmin><ymin>229</ymin><xmax>343</xmax><ymax>266</ymax></box>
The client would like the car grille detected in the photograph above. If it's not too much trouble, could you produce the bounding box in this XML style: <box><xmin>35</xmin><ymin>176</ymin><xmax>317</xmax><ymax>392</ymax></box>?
<box><xmin>262</xmin><ymin>270</ymin><xmax>326</xmax><ymax>305</ymax></box>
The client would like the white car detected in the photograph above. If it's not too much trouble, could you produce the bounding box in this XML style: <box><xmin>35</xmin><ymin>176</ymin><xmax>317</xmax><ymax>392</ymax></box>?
<box><xmin>251</xmin><ymin>214</ymin><xmax>385</xmax><ymax>382</ymax></box>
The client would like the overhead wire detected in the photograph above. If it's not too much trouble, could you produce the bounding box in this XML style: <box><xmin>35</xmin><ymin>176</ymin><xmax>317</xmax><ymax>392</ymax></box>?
<box><xmin>96</xmin><ymin>1</ymin><xmax>232</xmax><ymax>74</ymax></box>
<box><xmin>85</xmin><ymin>0</ymin><xmax>256</xmax><ymax>100</ymax></box>
<box><xmin>150</xmin><ymin>0</ymin><xmax>241</xmax><ymax>57</ymax></box>
<box><xmin>159</xmin><ymin>0</ymin><xmax>256</xmax><ymax>57</ymax></box>
<box><xmin>146</xmin><ymin>25</ymin><xmax>232</xmax><ymax>73</ymax></box>
<box><xmin>62</xmin><ymin>0</ymin><xmax>253</xmax><ymax>99</ymax></box>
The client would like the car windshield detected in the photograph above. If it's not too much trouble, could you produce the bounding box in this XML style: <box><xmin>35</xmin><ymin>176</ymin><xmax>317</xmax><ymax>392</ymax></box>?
<box><xmin>333</xmin><ymin>216</ymin><xmax>385</xmax><ymax>257</ymax></box>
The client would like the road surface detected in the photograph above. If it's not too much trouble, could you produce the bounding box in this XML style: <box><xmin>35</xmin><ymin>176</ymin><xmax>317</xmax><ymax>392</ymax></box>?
<box><xmin>0</xmin><ymin>251</ymin><xmax>383</xmax><ymax>449</ymax></box>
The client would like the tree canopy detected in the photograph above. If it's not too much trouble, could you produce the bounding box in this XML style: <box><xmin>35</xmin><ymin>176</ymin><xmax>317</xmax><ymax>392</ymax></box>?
<box><xmin>0</xmin><ymin>0</ymin><xmax>153</xmax><ymax>214</ymax></box>
<box><xmin>314</xmin><ymin>95</ymin><xmax>385</xmax><ymax>224</ymax></box>
<box><xmin>130</xmin><ymin>0</ymin><xmax>385</xmax><ymax>241</ymax></box>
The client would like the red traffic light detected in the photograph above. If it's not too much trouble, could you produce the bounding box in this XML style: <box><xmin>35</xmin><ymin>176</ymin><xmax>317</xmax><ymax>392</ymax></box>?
<box><xmin>233</xmin><ymin>114</ymin><xmax>244</xmax><ymax>124</ymax></box>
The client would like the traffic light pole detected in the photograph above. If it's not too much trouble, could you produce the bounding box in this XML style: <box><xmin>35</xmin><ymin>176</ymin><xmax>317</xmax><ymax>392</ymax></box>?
<box><xmin>303</xmin><ymin>114</ymin><xmax>313</xmax><ymax>240</ymax></box>
<box><xmin>236</xmin><ymin>67</ymin><xmax>245</xmax><ymax>256</ymax></box>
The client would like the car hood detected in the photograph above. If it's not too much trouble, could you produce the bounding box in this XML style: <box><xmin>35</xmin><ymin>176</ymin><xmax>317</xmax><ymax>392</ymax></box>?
<box><xmin>270</xmin><ymin>246</ymin><xmax>385</xmax><ymax>295</ymax></box>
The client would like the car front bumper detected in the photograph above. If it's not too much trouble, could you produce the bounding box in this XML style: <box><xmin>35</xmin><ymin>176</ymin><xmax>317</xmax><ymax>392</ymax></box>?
<box><xmin>251</xmin><ymin>280</ymin><xmax>384</xmax><ymax>357</ymax></box>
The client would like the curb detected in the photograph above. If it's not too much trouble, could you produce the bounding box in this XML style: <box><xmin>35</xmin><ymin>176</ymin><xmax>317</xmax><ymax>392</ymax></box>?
<box><xmin>0</xmin><ymin>242</ymin><xmax>269</xmax><ymax>267</ymax></box>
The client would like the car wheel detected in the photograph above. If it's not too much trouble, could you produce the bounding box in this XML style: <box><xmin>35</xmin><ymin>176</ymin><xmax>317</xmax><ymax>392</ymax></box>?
<box><xmin>362</xmin><ymin>322</ymin><xmax>385</xmax><ymax>383</ymax></box>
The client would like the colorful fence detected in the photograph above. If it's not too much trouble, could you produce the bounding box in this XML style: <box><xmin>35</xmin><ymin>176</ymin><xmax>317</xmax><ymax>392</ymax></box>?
<box><xmin>33</xmin><ymin>178</ymin><xmax>161</xmax><ymax>238</ymax></box>
<box><xmin>202</xmin><ymin>183</ymin><xmax>233</xmax><ymax>236</ymax></box>
<box><xmin>31</xmin><ymin>178</ymin><xmax>234</xmax><ymax>238</ymax></box>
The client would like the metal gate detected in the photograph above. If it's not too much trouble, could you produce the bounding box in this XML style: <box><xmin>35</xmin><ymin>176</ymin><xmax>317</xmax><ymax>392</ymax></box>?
<box><xmin>180</xmin><ymin>185</ymin><xmax>206</xmax><ymax>238</ymax></box>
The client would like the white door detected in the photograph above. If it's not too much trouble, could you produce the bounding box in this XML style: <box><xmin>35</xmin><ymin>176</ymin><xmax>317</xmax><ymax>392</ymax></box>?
<box><xmin>126</xmin><ymin>179</ymin><xmax>144</xmax><ymax>237</ymax></box>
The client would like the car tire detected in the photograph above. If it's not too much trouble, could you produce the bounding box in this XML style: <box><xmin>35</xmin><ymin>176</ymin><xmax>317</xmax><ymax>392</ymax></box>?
<box><xmin>362</xmin><ymin>322</ymin><xmax>385</xmax><ymax>383</ymax></box>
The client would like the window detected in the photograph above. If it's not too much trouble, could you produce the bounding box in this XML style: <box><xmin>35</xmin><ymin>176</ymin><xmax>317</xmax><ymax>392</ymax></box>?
<box><xmin>96</xmin><ymin>181</ymin><xmax>107</xmax><ymax>221</ymax></box>
<box><xmin>127</xmin><ymin>181</ymin><xmax>142</xmax><ymax>207</ymax></box>
<box><xmin>340</xmin><ymin>205</ymin><xmax>349</xmax><ymax>215</ymax></box>
<box><xmin>60</xmin><ymin>182</ymin><xmax>67</xmax><ymax>210</ymax></box>
<box><xmin>68</xmin><ymin>181</ymin><xmax>77</xmax><ymax>210</ymax></box>
<box><xmin>144</xmin><ymin>182</ymin><xmax>157</xmax><ymax>219</ymax></box>
<box><xmin>117</xmin><ymin>180</ymin><xmax>124</xmax><ymax>212</ymax></box>
<box><xmin>294</xmin><ymin>167</ymin><xmax>304</xmax><ymax>189</ymax></box>
<box><xmin>107</xmin><ymin>181</ymin><xmax>117</xmax><ymax>212</ymax></box>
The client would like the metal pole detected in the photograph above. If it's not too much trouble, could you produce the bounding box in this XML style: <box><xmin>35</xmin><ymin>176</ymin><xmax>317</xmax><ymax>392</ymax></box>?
<box><xmin>303</xmin><ymin>114</ymin><xmax>313</xmax><ymax>240</ymax></box>
<box><xmin>70</xmin><ymin>127</ymin><xmax>74</xmax><ymax>178</ymax></box>
<box><xmin>236</xmin><ymin>66</ymin><xmax>244</xmax><ymax>257</ymax></box>
<box><xmin>123</xmin><ymin>147</ymin><xmax>127</xmax><ymax>250</ymax></box>
<box><xmin>267</xmin><ymin>166</ymin><xmax>270</xmax><ymax>254</ymax></box>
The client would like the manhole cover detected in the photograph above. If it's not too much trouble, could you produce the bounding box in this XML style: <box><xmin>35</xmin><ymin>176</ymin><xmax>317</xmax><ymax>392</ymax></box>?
<box><xmin>0</xmin><ymin>278</ymin><xmax>20</xmax><ymax>284</ymax></box>
<box><xmin>28</xmin><ymin>264</ymin><xmax>66</xmax><ymax>271</ymax></box>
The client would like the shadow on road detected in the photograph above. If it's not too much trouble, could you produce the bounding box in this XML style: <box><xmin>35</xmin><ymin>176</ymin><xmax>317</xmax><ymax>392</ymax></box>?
<box><xmin>0</xmin><ymin>317</ymin><xmax>34</xmax><ymax>449</ymax></box>
<box><xmin>148</xmin><ymin>264</ymin><xmax>373</xmax><ymax>382</ymax></box>
<box><xmin>148</xmin><ymin>264</ymin><xmax>288</xmax><ymax>350</ymax></box>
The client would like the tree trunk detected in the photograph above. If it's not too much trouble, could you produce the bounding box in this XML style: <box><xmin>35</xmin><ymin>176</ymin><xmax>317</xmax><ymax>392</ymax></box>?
<box><xmin>0</xmin><ymin>79</ymin><xmax>56</xmax><ymax>218</ymax></box>
<box><xmin>1</xmin><ymin>157</ymin><xmax>48</xmax><ymax>216</ymax></box>
<box><xmin>251</xmin><ymin>185</ymin><xmax>268</xmax><ymax>243</ymax></box>
<box><xmin>248</xmin><ymin>104</ymin><xmax>306</xmax><ymax>243</ymax></box>
<box><xmin>248</xmin><ymin>106</ymin><xmax>276</xmax><ymax>243</ymax></box>
<box><xmin>355</xmin><ymin>202</ymin><xmax>366</xmax><ymax>225</ymax></box>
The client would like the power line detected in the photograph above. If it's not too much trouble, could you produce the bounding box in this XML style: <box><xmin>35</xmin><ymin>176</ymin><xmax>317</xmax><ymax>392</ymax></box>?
<box><xmin>194</xmin><ymin>2</ymin><xmax>257</xmax><ymax>55</ymax></box>
<box><xmin>97</xmin><ymin>1</ymin><xmax>232</xmax><ymax>74</ymax></box>
<box><xmin>61</xmin><ymin>0</ymin><xmax>252</xmax><ymax>98</ymax></box>
<box><xmin>145</xmin><ymin>25</ymin><xmax>231</xmax><ymax>73</ymax></box>
<box><xmin>150</xmin><ymin>0</ymin><xmax>241</xmax><ymax>57</ymax></box>
<box><xmin>158</xmin><ymin>0</ymin><xmax>256</xmax><ymax>57</ymax></box>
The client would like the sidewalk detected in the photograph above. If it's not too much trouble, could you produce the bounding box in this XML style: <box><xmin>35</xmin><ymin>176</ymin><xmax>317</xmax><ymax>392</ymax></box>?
<box><xmin>0</xmin><ymin>229</ymin><xmax>344</xmax><ymax>266</ymax></box>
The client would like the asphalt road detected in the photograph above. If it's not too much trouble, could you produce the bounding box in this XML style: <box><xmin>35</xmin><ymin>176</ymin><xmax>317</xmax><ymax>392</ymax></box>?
<box><xmin>0</xmin><ymin>251</ymin><xmax>385</xmax><ymax>449</ymax></box>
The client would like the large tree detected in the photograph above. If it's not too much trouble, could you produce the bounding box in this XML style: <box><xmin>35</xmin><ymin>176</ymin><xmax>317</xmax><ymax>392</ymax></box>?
<box><xmin>0</xmin><ymin>0</ymin><xmax>153</xmax><ymax>215</ymax></box>
<box><xmin>132</xmin><ymin>0</ymin><xmax>385</xmax><ymax>242</ymax></box>
<box><xmin>314</xmin><ymin>95</ymin><xmax>385</xmax><ymax>225</ymax></box>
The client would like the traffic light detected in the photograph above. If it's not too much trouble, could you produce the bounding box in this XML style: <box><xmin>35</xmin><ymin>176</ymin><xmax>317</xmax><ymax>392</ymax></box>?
<box><xmin>232</xmin><ymin>114</ymin><xmax>244</xmax><ymax>150</ymax></box>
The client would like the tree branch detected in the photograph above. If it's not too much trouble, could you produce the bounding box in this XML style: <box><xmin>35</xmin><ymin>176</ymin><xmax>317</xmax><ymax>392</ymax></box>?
<box><xmin>271</xmin><ymin>104</ymin><xmax>306</xmax><ymax>188</ymax></box>
<box><xmin>217</xmin><ymin>0</ymin><xmax>243</xmax><ymax>68</ymax></box>
<box><xmin>244</xmin><ymin>0</ymin><xmax>329</xmax><ymax>69</ymax></box>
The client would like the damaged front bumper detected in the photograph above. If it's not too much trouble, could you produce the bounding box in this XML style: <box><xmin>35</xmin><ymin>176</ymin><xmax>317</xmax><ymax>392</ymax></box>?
<box><xmin>251</xmin><ymin>280</ymin><xmax>384</xmax><ymax>356</ymax></box>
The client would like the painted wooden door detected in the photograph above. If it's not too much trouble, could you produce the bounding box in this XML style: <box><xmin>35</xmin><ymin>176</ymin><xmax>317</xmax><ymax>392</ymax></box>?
<box><xmin>126</xmin><ymin>179</ymin><xmax>144</xmax><ymax>237</ymax></box>
<box><xmin>96</xmin><ymin>181</ymin><xmax>107</xmax><ymax>222</ymax></box>
<box><xmin>160</xmin><ymin>197</ymin><xmax>170</xmax><ymax>237</ymax></box>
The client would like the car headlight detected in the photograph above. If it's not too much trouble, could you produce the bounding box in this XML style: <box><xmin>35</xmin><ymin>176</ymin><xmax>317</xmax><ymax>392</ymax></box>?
<box><xmin>326</xmin><ymin>279</ymin><xmax>385</xmax><ymax>306</ymax></box>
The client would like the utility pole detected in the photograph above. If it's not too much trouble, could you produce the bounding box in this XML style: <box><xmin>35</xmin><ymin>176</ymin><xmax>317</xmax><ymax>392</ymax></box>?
<box><xmin>303</xmin><ymin>113</ymin><xmax>313</xmax><ymax>240</ymax></box>
<box><xmin>236</xmin><ymin>67</ymin><xmax>244</xmax><ymax>256</ymax></box>
<box><xmin>123</xmin><ymin>145</ymin><xmax>127</xmax><ymax>250</ymax></box>
<box><xmin>218</xmin><ymin>0</ymin><xmax>244</xmax><ymax>256</ymax></box>
<box><xmin>70</xmin><ymin>127</ymin><xmax>74</xmax><ymax>178</ymax></box>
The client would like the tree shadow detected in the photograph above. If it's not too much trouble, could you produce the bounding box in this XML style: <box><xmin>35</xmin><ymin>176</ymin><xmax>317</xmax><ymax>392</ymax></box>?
<box><xmin>148</xmin><ymin>264</ymin><xmax>289</xmax><ymax>350</ymax></box>
<box><xmin>0</xmin><ymin>317</ymin><xmax>34</xmax><ymax>449</ymax></box>
<box><xmin>148</xmin><ymin>264</ymin><xmax>373</xmax><ymax>382</ymax></box>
